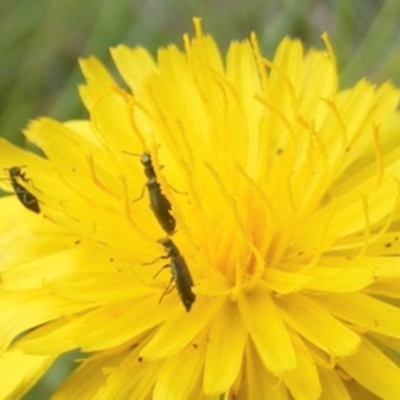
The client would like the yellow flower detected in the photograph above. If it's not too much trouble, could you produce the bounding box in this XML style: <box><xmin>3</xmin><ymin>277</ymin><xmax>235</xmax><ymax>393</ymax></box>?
<box><xmin>2</xmin><ymin>18</ymin><xmax>400</xmax><ymax>399</ymax></box>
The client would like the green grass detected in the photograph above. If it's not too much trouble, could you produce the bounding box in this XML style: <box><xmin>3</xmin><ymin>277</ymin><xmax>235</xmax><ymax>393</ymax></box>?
<box><xmin>1</xmin><ymin>0</ymin><xmax>400</xmax><ymax>397</ymax></box>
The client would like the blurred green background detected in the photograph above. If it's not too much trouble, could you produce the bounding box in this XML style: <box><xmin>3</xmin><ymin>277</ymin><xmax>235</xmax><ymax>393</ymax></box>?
<box><xmin>1</xmin><ymin>0</ymin><xmax>400</xmax><ymax>398</ymax></box>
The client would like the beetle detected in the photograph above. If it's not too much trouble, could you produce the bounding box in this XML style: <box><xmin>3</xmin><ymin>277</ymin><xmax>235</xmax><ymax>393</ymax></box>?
<box><xmin>125</xmin><ymin>151</ymin><xmax>176</xmax><ymax>234</ymax></box>
<box><xmin>3</xmin><ymin>166</ymin><xmax>40</xmax><ymax>213</ymax></box>
<box><xmin>155</xmin><ymin>237</ymin><xmax>195</xmax><ymax>312</ymax></box>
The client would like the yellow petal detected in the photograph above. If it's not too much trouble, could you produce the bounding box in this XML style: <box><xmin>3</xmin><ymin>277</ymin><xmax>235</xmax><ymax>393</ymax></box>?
<box><xmin>93</xmin><ymin>340</ymin><xmax>162</xmax><ymax>399</ymax></box>
<box><xmin>1</xmin><ymin>245</ymin><xmax>119</xmax><ymax>291</ymax></box>
<box><xmin>79</xmin><ymin>56</ymin><xmax>116</xmax><ymax>84</ymax></box>
<box><xmin>0</xmin><ymin>290</ymin><xmax>94</xmax><ymax>354</ymax></box>
<box><xmin>303</xmin><ymin>265</ymin><xmax>375</xmax><ymax>292</ymax></box>
<box><xmin>319</xmin><ymin>368</ymin><xmax>351</xmax><ymax>400</ymax></box>
<box><xmin>78</xmin><ymin>56</ymin><xmax>119</xmax><ymax>110</ymax></box>
<box><xmin>54</xmin><ymin>347</ymin><xmax>134</xmax><ymax>399</ymax></box>
<box><xmin>366</xmin><ymin>280</ymin><xmax>400</xmax><ymax>298</ymax></box>
<box><xmin>0</xmin><ymin>348</ymin><xmax>54</xmax><ymax>399</ymax></box>
<box><xmin>111</xmin><ymin>45</ymin><xmax>157</xmax><ymax>93</ymax></box>
<box><xmin>226</xmin><ymin>40</ymin><xmax>263</xmax><ymax>137</ymax></box>
<box><xmin>338</xmin><ymin>337</ymin><xmax>400</xmax><ymax>399</ymax></box>
<box><xmin>276</xmin><ymin>294</ymin><xmax>360</xmax><ymax>356</ymax></box>
<box><xmin>282</xmin><ymin>337</ymin><xmax>321</xmax><ymax>400</ymax></box>
<box><xmin>88</xmin><ymin>89</ymin><xmax>144</xmax><ymax>156</ymax></box>
<box><xmin>153</xmin><ymin>335</ymin><xmax>205</xmax><ymax>400</ymax></box>
<box><xmin>238</xmin><ymin>285</ymin><xmax>296</xmax><ymax>374</ymax></box>
<box><xmin>19</xmin><ymin>297</ymin><xmax>171</xmax><ymax>354</ymax></box>
<box><xmin>203</xmin><ymin>300</ymin><xmax>247</xmax><ymax>394</ymax></box>
<box><xmin>316</xmin><ymin>292</ymin><xmax>400</xmax><ymax>338</ymax></box>
<box><xmin>240</xmin><ymin>341</ymin><xmax>289</xmax><ymax>400</ymax></box>
<box><xmin>265</xmin><ymin>268</ymin><xmax>312</xmax><ymax>294</ymax></box>
<box><xmin>140</xmin><ymin>297</ymin><xmax>222</xmax><ymax>360</ymax></box>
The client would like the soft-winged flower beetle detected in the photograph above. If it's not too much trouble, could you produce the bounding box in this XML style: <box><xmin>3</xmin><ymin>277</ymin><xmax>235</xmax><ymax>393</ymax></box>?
<box><xmin>153</xmin><ymin>237</ymin><xmax>196</xmax><ymax>312</ymax></box>
<box><xmin>124</xmin><ymin>151</ymin><xmax>176</xmax><ymax>235</ymax></box>
<box><xmin>3</xmin><ymin>166</ymin><xmax>41</xmax><ymax>213</ymax></box>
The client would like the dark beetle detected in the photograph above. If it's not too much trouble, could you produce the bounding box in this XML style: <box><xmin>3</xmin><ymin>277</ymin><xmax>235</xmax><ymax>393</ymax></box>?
<box><xmin>137</xmin><ymin>152</ymin><xmax>176</xmax><ymax>234</ymax></box>
<box><xmin>4</xmin><ymin>166</ymin><xmax>40</xmax><ymax>213</ymax></box>
<box><xmin>157</xmin><ymin>237</ymin><xmax>195</xmax><ymax>312</ymax></box>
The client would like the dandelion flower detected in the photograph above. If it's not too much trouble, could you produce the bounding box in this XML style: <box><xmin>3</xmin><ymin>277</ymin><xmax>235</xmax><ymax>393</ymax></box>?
<box><xmin>2</xmin><ymin>18</ymin><xmax>400</xmax><ymax>399</ymax></box>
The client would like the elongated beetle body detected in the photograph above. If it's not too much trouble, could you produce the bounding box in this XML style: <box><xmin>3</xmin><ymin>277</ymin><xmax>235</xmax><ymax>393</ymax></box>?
<box><xmin>3</xmin><ymin>166</ymin><xmax>40</xmax><ymax>213</ymax></box>
<box><xmin>124</xmin><ymin>151</ymin><xmax>176</xmax><ymax>234</ymax></box>
<box><xmin>142</xmin><ymin>153</ymin><xmax>176</xmax><ymax>234</ymax></box>
<box><xmin>157</xmin><ymin>237</ymin><xmax>195</xmax><ymax>312</ymax></box>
